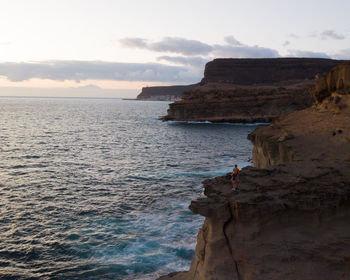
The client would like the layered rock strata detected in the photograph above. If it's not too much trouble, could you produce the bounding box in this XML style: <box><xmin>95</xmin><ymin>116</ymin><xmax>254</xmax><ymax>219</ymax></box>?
<box><xmin>163</xmin><ymin>58</ymin><xmax>344</xmax><ymax>122</ymax></box>
<box><xmin>159</xmin><ymin>61</ymin><xmax>350</xmax><ymax>279</ymax></box>
<box><xmin>136</xmin><ymin>84</ymin><xmax>197</xmax><ymax>101</ymax></box>
<box><xmin>201</xmin><ymin>58</ymin><xmax>344</xmax><ymax>85</ymax></box>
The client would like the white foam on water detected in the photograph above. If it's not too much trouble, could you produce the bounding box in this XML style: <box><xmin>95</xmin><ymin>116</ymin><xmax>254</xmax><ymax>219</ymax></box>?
<box><xmin>167</xmin><ymin>120</ymin><xmax>269</xmax><ymax>126</ymax></box>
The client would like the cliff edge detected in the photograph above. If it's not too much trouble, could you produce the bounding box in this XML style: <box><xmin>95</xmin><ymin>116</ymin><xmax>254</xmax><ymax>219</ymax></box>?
<box><xmin>159</xmin><ymin>61</ymin><xmax>350</xmax><ymax>279</ymax></box>
<box><xmin>163</xmin><ymin>58</ymin><xmax>344</xmax><ymax>122</ymax></box>
<box><xmin>137</xmin><ymin>84</ymin><xmax>197</xmax><ymax>101</ymax></box>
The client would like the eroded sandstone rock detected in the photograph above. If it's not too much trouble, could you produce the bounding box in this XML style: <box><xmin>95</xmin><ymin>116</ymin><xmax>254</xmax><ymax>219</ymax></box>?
<box><xmin>162</xmin><ymin>58</ymin><xmax>344</xmax><ymax>123</ymax></box>
<box><xmin>159</xmin><ymin>61</ymin><xmax>350</xmax><ymax>279</ymax></box>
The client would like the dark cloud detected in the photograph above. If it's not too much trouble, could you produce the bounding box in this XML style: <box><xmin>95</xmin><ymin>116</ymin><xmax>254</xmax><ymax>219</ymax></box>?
<box><xmin>283</xmin><ymin>41</ymin><xmax>290</xmax><ymax>47</ymax></box>
<box><xmin>0</xmin><ymin>60</ymin><xmax>200</xmax><ymax>83</ymax></box>
<box><xmin>157</xmin><ymin>56</ymin><xmax>209</xmax><ymax>67</ymax></box>
<box><xmin>287</xmin><ymin>49</ymin><xmax>330</xmax><ymax>58</ymax></box>
<box><xmin>120</xmin><ymin>37</ymin><xmax>213</xmax><ymax>56</ymax></box>
<box><xmin>320</xmin><ymin>30</ymin><xmax>345</xmax><ymax>40</ymax></box>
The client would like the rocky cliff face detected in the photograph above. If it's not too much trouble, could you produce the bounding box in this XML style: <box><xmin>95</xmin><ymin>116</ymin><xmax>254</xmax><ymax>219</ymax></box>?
<box><xmin>201</xmin><ymin>58</ymin><xmax>343</xmax><ymax>85</ymax></box>
<box><xmin>163</xmin><ymin>58</ymin><xmax>344</xmax><ymax>122</ymax></box>
<box><xmin>164</xmin><ymin>81</ymin><xmax>314</xmax><ymax>123</ymax></box>
<box><xmin>159</xmin><ymin>62</ymin><xmax>350</xmax><ymax>279</ymax></box>
<box><xmin>137</xmin><ymin>84</ymin><xmax>197</xmax><ymax>101</ymax></box>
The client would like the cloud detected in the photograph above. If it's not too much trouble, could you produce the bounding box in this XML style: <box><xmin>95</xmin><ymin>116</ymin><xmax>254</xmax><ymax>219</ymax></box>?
<box><xmin>121</xmin><ymin>36</ymin><xmax>280</xmax><ymax>59</ymax></box>
<box><xmin>283</xmin><ymin>41</ymin><xmax>290</xmax><ymax>47</ymax></box>
<box><xmin>332</xmin><ymin>48</ymin><xmax>350</xmax><ymax>59</ymax></box>
<box><xmin>320</xmin><ymin>30</ymin><xmax>345</xmax><ymax>40</ymax></box>
<box><xmin>212</xmin><ymin>45</ymin><xmax>280</xmax><ymax>58</ymax></box>
<box><xmin>224</xmin><ymin>36</ymin><xmax>242</xmax><ymax>46</ymax></box>
<box><xmin>120</xmin><ymin>37</ymin><xmax>213</xmax><ymax>56</ymax></box>
<box><xmin>0</xmin><ymin>60</ymin><xmax>200</xmax><ymax>83</ymax></box>
<box><xmin>289</xmin><ymin>33</ymin><xmax>300</xmax><ymax>39</ymax></box>
<box><xmin>287</xmin><ymin>49</ymin><xmax>330</xmax><ymax>58</ymax></box>
<box><xmin>157</xmin><ymin>56</ymin><xmax>209</xmax><ymax>68</ymax></box>
<box><xmin>150</xmin><ymin>37</ymin><xmax>213</xmax><ymax>56</ymax></box>
<box><xmin>119</xmin><ymin>37</ymin><xmax>147</xmax><ymax>48</ymax></box>
<box><xmin>308</xmin><ymin>30</ymin><xmax>345</xmax><ymax>40</ymax></box>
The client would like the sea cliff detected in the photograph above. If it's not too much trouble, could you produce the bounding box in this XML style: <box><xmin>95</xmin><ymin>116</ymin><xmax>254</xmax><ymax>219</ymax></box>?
<box><xmin>162</xmin><ymin>58</ymin><xmax>344</xmax><ymax>122</ymax></box>
<box><xmin>159</xmin><ymin>61</ymin><xmax>350</xmax><ymax>279</ymax></box>
<box><xmin>137</xmin><ymin>84</ymin><xmax>197</xmax><ymax>101</ymax></box>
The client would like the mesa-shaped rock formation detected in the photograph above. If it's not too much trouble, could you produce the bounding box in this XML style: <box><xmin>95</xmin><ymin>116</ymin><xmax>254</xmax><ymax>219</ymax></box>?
<box><xmin>136</xmin><ymin>84</ymin><xmax>197</xmax><ymax>101</ymax></box>
<box><xmin>201</xmin><ymin>58</ymin><xmax>343</xmax><ymax>85</ymax></box>
<box><xmin>159</xmin><ymin>61</ymin><xmax>350</xmax><ymax>279</ymax></box>
<box><xmin>162</xmin><ymin>58</ymin><xmax>344</xmax><ymax>122</ymax></box>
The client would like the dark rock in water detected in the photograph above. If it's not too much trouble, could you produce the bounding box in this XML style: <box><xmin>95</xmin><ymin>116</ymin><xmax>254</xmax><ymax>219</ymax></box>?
<box><xmin>159</xmin><ymin>62</ymin><xmax>350</xmax><ymax>279</ymax></box>
<box><xmin>136</xmin><ymin>84</ymin><xmax>197</xmax><ymax>101</ymax></box>
<box><xmin>162</xmin><ymin>58</ymin><xmax>344</xmax><ymax>123</ymax></box>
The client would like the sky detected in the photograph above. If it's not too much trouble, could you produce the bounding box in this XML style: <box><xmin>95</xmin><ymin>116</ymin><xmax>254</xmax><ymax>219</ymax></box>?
<box><xmin>0</xmin><ymin>0</ymin><xmax>350</xmax><ymax>98</ymax></box>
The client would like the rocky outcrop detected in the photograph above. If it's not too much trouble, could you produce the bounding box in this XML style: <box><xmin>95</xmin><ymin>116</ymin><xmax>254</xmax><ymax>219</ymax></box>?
<box><xmin>201</xmin><ymin>58</ymin><xmax>344</xmax><ymax>85</ymax></box>
<box><xmin>159</xmin><ymin>61</ymin><xmax>350</xmax><ymax>279</ymax></box>
<box><xmin>163</xmin><ymin>58</ymin><xmax>344</xmax><ymax>122</ymax></box>
<box><xmin>136</xmin><ymin>84</ymin><xmax>197</xmax><ymax>101</ymax></box>
<box><xmin>163</xmin><ymin>81</ymin><xmax>314</xmax><ymax>123</ymax></box>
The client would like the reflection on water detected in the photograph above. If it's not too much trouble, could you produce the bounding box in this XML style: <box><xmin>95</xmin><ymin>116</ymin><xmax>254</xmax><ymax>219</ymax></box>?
<box><xmin>0</xmin><ymin>98</ymin><xmax>259</xmax><ymax>279</ymax></box>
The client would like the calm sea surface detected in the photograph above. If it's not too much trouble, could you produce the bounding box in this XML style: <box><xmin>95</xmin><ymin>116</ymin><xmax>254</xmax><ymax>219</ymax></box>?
<box><xmin>0</xmin><ymin>97</ymin><xmax>260</xmax><ymax>279</ymax></box>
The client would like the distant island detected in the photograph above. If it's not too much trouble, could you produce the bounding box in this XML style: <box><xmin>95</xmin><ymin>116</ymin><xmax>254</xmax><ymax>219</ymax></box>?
<box><xmin>162</xmin><ymin>58</ymin><xmax>344</xmax><ymax>123</ymax></box>
<box><xmin>136</xmin><ymin>84</ymin><xmax>197</xmax><ymax>101</ymax></box>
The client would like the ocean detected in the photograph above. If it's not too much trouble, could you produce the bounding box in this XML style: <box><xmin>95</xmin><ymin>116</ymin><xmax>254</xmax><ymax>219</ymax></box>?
<box><xmin>0</xmin><ymin>97</ymin><xmax>260</xmax><ymax>279</ymax></box>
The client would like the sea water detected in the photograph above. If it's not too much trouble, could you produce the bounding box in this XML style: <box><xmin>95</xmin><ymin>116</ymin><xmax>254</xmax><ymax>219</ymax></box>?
<box><xmin>0</xmin><ymin>97</ymin><xmax>260</xmax><ymax>279</ymax></box>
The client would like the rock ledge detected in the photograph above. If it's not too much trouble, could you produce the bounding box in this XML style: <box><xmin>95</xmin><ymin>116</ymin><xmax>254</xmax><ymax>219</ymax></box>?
<box><xmin>159</xmin><ymin>61</ymin><xmax>350</xmax><ymax>279</ymax></box>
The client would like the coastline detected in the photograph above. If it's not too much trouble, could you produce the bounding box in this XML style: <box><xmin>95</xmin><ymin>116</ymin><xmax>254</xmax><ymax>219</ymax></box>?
<box><xmin>158</xmin><ymin>61</ymin><xmax>350</xmax><ymax>279</ymax></box>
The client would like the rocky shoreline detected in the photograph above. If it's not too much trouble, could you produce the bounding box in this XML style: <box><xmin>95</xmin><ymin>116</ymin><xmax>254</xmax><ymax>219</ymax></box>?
<box><xmin>158</xmin><ymin>62</ymin><xmax>350</xmax><ymax>279</ymax></box>
<box><xmin>162</xmin><ymin>58</ymin><xmax>344</xmax><ymax>123</ymax></box>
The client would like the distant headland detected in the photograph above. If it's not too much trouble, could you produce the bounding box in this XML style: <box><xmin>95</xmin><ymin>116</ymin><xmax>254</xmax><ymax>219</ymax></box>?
<box><xmin>162</xmin><ymin>57</ymin><xmax>344</xmax><ymax>123</ymax></box>
<box><xmin>136</xmin><ymin>84</ymin><xmax>197</xmax><ymax>101</ymax></box>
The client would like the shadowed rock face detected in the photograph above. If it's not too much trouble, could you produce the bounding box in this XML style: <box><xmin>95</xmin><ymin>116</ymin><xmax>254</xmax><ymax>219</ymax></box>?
<box><xmin>136</xmin><ymin>84</ymin><xmax>197</xmax><ymax>101</ymax></box>
<box><xmin>164</xmin><ymin>81</ymin><xmax>314</xmax><ymax>123</ymax></box>
<box><xmin>201</xmin><ymin>58</ymin><xmax>344</xmax><ymax>85</ymax></box>
<box><xmin>158</xmin><ymin>62</ymin><xmax>350</xmax><ymax>279</ymax></box>
<box><xmin>162</xmin><ymin>58</ymin><xmax>344</xmax><ymax>123</ymax></box>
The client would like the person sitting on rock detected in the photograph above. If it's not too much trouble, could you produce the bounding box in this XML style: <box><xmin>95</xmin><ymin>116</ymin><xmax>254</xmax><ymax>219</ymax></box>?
<box><xmin>231</xmin><ymin>164</ymin><xmax>240</xmax><ymax>191</ymax></box>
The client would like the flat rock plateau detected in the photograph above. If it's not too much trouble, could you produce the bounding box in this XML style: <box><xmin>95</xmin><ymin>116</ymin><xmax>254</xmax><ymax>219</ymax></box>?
<box><xmin>136</xmin><ymin>84</ymin><xmax>197</xmax><ymax>101</ymax></box>
<box><xmin>159</xmin><ymin>61</ymin><xmax>350</xmax><ymax>279</ymax></box>
<box><xmin>162</xmin><ymin>58</ymin><xmax>344</xmax><ymax>123</ymax></box>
